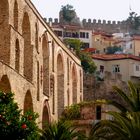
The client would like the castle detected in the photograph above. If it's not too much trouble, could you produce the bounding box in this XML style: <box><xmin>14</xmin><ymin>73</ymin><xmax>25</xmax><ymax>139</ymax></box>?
<box><xmin>0</xmin><ymin>0</ymin><xmax>83</xmax><ymax>128</ymax></box>
<box><xmin>46</xmin><ymin>17</ymin><xmax>129</xmax><ymax>33</ymax></box>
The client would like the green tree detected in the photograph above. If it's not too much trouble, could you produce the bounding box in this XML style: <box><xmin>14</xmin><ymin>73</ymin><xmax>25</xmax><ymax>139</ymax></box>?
<box><xmin>60</xmin><ymin>4</ymin><xmax>76</xmax><ymax>23</ymax></box>
<box><xmin>126</xmin><ymin>11</ymin><xmax>140</xmax><ymax>34</ymax></box>
<box><xmin>0</xmin><ymin>91</ymin><xmax>40</xmax><ymax>140</ymax></box>
<box><xmin>106</xmin><ymin>46</ymin><xmax>122</xmax><ymax>54</ymax></box>
<box><xmin>89</xmin><ymin>112</ymin><xmax>140</xmax><ymax>140</ymax></box>
<box><xmin>40</xmin><ymin>120</ymin><xmax>86</xmax><ymax>140</ymax></box>
<box><xmin>64</xmin><ymin>38</ymin><xmax>96</xmax><ymax>74</ymax></box>
<box><xmin>89</xmin><ymin>81</ymin><xmax>140</xmax><ymax>140</ymax></box>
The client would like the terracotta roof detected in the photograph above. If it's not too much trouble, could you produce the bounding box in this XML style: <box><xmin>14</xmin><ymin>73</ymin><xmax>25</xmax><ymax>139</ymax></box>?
<box><xmin>93</xmin><ymin>32</ymin><xmax>113</xmax><ymax>37</ymax></box>
<box><xmin>92</xmin><ymin>54</ymin><xmax>140</xmax><ymax>61</ymax></box>
<box><xmin>83</xmin><ymin>48</ymin><xmax>96</xmax><ymax>53</ymax></box>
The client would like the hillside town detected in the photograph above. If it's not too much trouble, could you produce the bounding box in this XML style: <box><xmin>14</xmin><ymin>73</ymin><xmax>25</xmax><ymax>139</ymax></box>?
<box><xmin>0</xmin><ymin>0</ymin><xmax>140</xmax><ymax>139</ymax></box>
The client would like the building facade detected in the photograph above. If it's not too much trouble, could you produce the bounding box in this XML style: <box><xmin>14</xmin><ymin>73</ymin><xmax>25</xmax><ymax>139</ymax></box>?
<box><xmin>0</xmin><ymin>0</ymin><xmax>83</xmax><ymax>128</ymax></box>
<box><xmin>93</xmin><ymin>54</ymin><xmax>140</xmax><ymax>82</ymax></box>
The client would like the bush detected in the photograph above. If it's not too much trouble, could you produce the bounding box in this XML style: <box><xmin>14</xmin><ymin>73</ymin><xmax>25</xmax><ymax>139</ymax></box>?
<box><xmin>0</xmin><ymin>91</ymin><xmax>40</xmax><ymax>140</ymax></box>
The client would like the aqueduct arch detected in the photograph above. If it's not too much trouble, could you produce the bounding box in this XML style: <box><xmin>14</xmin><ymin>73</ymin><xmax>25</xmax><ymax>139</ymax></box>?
<box><xmin>42</xmin><ymin>34</ymin><xmax>49</xmax><ymax>96</ymax></box>
<box><xmin>24</xmin><ymin>90</ymin><xmax>33</xmax><ymax>114</ymax></box>
<box><xmin>0</xmin><ymin>75</ymin><xmax>11</xmax><ymax>93</ymax></box>
<box><xmin>14</xmin><ymin>0</ymin><xmax>18</xmax><ymax>31</ymax></box>
<box><xmin>57</xmin><ymin>53</ymin><xmax>64</xmax><ymax>118</ymax></box>
<box><xmin>22</xmin><ymin>12</ymin><xmax>33</xmax><ymax>82</ymax></box>
<box><xmin>0</xmin><ymin>0</ymin><xmax>10</xmax><ymax>64</ymax></box>
<box><xmin>42</xmin><ymin>100</ymin><xmax>50</xmax><ymax>129</ymax></box>
<box><xmin>72</xmin><ymin>64</ymin><xmax>78</xmax><ymax>104</ymax></box>
<box><xmin>15</xmin><ymin>39</ymin><xmax>20</xmax><ymax>72</ymax></box>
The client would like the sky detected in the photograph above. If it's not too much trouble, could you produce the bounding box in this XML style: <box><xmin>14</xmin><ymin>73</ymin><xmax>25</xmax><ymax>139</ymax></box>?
<box><xmin>31</xmin><ymin>0</ymin><xmax>140</xmax><ymax>21</ymax></box>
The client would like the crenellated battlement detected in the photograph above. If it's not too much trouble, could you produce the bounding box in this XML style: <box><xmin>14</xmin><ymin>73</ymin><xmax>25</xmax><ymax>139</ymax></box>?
<box><xmin>45</xmin><ymin>18</ymin><xmax>128</xmax><ymax>33</ymax></box>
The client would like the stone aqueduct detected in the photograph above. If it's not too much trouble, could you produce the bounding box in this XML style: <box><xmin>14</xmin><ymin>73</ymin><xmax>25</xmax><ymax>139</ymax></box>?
<box><xmin>0</xmin><ymin>0</ymin><xmax>83</xmax><ymax>127</ymax></box>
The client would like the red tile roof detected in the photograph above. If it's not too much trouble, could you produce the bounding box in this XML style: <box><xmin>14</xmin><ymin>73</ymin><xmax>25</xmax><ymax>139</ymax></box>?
<box><xmin>84</xmin><ymin>48</ymin><xmax>96</xmax><ymax>52</ymax></box>
<box><xmin>92</xmin><ymin>54</ymin><xmax>140</xmax><ymax>61</ymax></box>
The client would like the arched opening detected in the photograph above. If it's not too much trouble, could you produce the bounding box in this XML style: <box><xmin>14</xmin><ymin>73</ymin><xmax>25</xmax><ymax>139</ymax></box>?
<box><xmin>57</xmin><ymin>54</ymin><xmax>64</xmax><ymax>118</ymax></box>
<box><xmin>67</xmin><ymin>58</ymin><xmax>69</xmax><ymax>84</ymax></box>
<box><xmin>0</xmin><ymin>75</ymin><xmax>11</xmax><ymax>93</ymax></box>
<box><xmin>24</xmin><ymin>90</ymin><xmax>33</xmax><ymax>114</ymax></box>
<box><xmin>37</xmin><ymin>61</ymin><xmax>40</xmax><ymax>101</ymax></box>
<box><xmin>15</xmin><ymin>39</ymin><xmax>20</xmax><ymax>72</ymax></box>
<box><xmin>14</xmin><ymin>0</ymin><xmax>18</xmax><ymax>31</ymax></box>
<box><xmin>0</xmin><ymin>0</ymin><xmax>10</xmax><ymax>64</ymax></box>
<box><xmin>42</xmin><ymin>35</ymin><xmax>49</xmax><ymax>96</ymax></box>
<box><xmin>35</xmin><ymin>23</ymin><xmax>38</xmax><ymax>52</ymax></box>
<box><xmin>72</xmin><ymin>64</ymin><xmax>77</xmax><ymax>104</ymax></box>
<box><xmin>52</xmin><ymin>40</ymin><xmax>55</xmax><ymax>72</ymax></box>
<box><xmin>50</xmin><ymin>74</ymin><xmax>55</xmax><ymax>114</ymax></box>
<box><xmin>67</xmin><ymin>89</ymin><xmax>70</xmax><ymax>106</ymax></box>
<box><xmin>42</xmin><ymin>100</ymin><xmax>50</xmax><ymax>129</ymax></box>
<box><xmin>22</xmin><ymin>12</ymin><xmax>33</xmax><ymax>81</ymax></box>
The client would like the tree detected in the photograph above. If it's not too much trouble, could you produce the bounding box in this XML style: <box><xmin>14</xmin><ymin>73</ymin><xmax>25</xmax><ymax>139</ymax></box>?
<box><xmin>0</xmin><ymin>91</ymin><xmax>40</xmax><ymax>139</ymax></box>
<box><xmin>89</xmin><ymin>81</ymin><xmax>140</xmax><ymax>140</ymax></box>
<box><xmin>126</xmin><ymin>11</ymin><xmax>140</xmax><ymax>34</ymax></box>
<box><xmin>106</xmin><ymin>46</ymin><xmax>122</xmax><ymax>54</ymax></box>
<box><xmin>60</xmin><ymin>4</ymin><xmax>76</xmax><ymax>23</ymax></box>
<box><xmin>40</xmin><ymin>120</ymin><xmax>86</xmax><ymax>140</ymax></box>
<box><xmin>64</xmin><ymin>38</ymin><xmax>96</xmax><ymax>74</ymax></box>
<box><xmin>89</xmin><ymin>112</ymin><xmax>140</xmax><ymax>140</ymax></box>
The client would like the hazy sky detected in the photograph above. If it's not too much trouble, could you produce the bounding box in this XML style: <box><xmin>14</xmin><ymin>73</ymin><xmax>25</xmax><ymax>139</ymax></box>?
<box><xmin>31</xmin><ymin>0</ymin><xmax>140</xmax><ymax>21</ymax></box>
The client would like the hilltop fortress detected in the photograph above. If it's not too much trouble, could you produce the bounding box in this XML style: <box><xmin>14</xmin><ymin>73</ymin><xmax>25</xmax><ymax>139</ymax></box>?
<box><xmin>46</xmin><ymin>17</ymin><xmax>129</xmax><ymax>33</ymax></box>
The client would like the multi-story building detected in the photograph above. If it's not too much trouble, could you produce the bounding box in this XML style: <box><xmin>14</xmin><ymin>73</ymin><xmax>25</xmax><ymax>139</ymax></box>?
<box><xmin>92</xmin><ymin>54</ymin><xmax>140</xmax><ymax>82</ymax></box>
<box><xmin>92</xmin><ymin>31</ymin><xmax>115</xmax><ymax>53</ymax></box>
<box><xmin>51</xmin><ymin>23</ymin><xmax>93</xmax><ymax>49</ymax></box>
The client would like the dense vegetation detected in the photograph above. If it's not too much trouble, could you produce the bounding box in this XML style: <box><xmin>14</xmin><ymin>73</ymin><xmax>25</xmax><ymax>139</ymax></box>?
<box><xmin>64</xmin><ymin>38</ymin><xmax>96</xmax><ymax>74</ymax></box>
<box><xmin>89</xmin><ymin>81</ymin><xmax>140</xmax><ymax>140</ymax></box>
<box><xmin>60</xmin><ymin>4</ymin><xmax>76</xmax><ymax>23</ymax></box>
<box><xmin>0</xmin><ymin>91</ymin><xmax>40</xmax><ymax>139</ymax></box>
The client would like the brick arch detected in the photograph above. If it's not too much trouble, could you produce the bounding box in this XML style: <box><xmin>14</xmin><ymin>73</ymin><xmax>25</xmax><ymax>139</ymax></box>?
<box><xmin>13</xmin><ymin>0</ymin><xmax>18</xmax><ymax>31</ymax></box>
<box><xmin>42</xmin><ymin>100</ymin><xmax>50</xmax><ymax>129</ymax></box>
<box><xmin>24</xmin><ymin>90</ymin><xmax>33</xmax><ymax>114</ymax></box>
<box><xmin>0</xmin><ymin>0</ymin><xmax>10</xmax><ymax>64</ymax></box>
<box><xmin>22</xmin><ymin>12</ymin><xmax>33</xmax><ymax>81</ymax></box>
<box><xmin>57</xmin><ymin>52</ymin><xmax>64</xmax><ymax>118</ymax></box>
<box><xmin>72</xmin><ymin>63</ymin><xmax>78</xmax><ymax>104</ymax></box>
<box><xmin>42</xmin><ymin>33</ymin><xmax>49</xmax><ymax>96</ymax></box>
<box><xmin>15</xmin><ymin>39</ymin><xmax>20</xmax><ymax>72</ymax></box>
<box><xmin>0</xmin><ymin>75</ymin><xmax>11</xmax><ymax>93</ymax></box>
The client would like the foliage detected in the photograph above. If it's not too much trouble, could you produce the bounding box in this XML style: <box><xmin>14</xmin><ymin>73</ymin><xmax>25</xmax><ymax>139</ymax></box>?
<box><xmin>64</xmin><ymin>38</ymin><xmax>96</xmax><ymax>74</ymax></box>
<box><xmin>40</xmin><ymin>120</ymin><xmax>86</xmax><ymax>140</ymax></box>
<box><xmin>126</xmin><ymin>11</ymin><xmax>140</xmax><ymax>33</ymax></box>
<box><xmin>61</xmin><ymin>4</ymin><xmax>76</xmax><ymax>23</ymax></box>
<box><xmin>105</xmin><ymin>81</ymin><xmax>140</xmax><ymax>113</ymax></box>
<box><xmin>106</xmin><ymin>46</ymin><xmax>122</xmax><ymax>54</ymax></box>
<box><xmin>61</xmin><ymin>104</ymin><xmax>81</xmax><ymax>120</ymax></box>
<box><xmin>89</xmin><ymin>81</ymin><xmax>140</xmax><ymax>140</ymax></box>
<box><xmin>0</xmin><ymin>91</ymin><xmax>40</xmax><ymax>140</ymax></box>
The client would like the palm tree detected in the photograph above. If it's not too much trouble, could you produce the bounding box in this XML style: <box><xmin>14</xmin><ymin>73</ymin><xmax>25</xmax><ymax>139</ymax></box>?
<box><xmin>89</xmin><ymin>112</ymin><xmax>140</xmax><ymax>140</ymax></box>
<box><xmin>106</xmin><ymin>81</ymin><xmax>140</xmax><ymax>113</ymax></box>
<box><xmin>89</xmin><ymin>81</ymin><xmax>140</xmax><ymax>140</ymax></box>
<box><xmin>40</xmin><ymin>120</ymin><xmax>86</xmax><ymax>140</ymax></box>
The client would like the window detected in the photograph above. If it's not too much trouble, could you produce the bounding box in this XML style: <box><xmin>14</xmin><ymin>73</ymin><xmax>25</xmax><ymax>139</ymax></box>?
<box><xmin>80</xmin><ymin>32</ymin><xmax>85</xmax><ymax>38</ymax></box>
<box><xmin>112</xmin><ymin>65</ymin><xmax>120</xmax><ymax>73</ymax></box>
<box><xmin>86</xmin><ymin>33</ymin><xmax>89</xmax><ymax>38</ymax></box>
<box><xmin>66</xmin><ymin>32</ymin><xmax>72</xmax><ymax>37</ymax></box>
<box><xmin>54</xmin><ymin>30</ymin><xmax>62</xmax><ymax>37</ymax></box>
<box><xmin>81</xmin><ymin>43</ymin><xmax>89</xmax><ymax>49</ymax></box>
<box><xmin>96</xmin><ymin>105</ymin><xmax>101</xmax><ymax>120</ymax></box>
<box><xmin>130</xmin><ymin>44</ymin><xmax>132</xmax><ymax>49</ymax></box>
<box><xmin>100</xmin><ymin>65</ymin><xmax>104</xmax><ymax>73</ymax></box>
<box><xmin>136</xmin><ymin>65</ymin><xmax>139</xmax><ymax>71</ymax></box>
